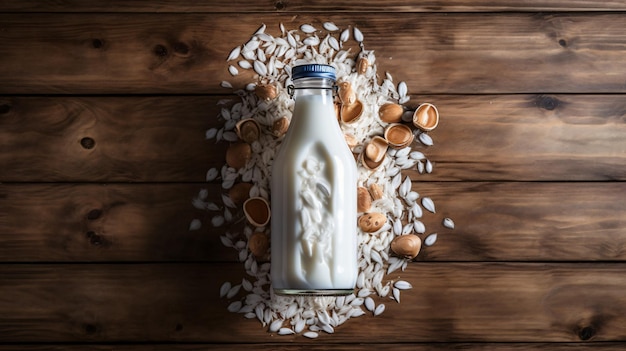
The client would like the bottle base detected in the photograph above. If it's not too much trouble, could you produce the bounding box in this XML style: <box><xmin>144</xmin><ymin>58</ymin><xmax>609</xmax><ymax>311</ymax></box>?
<box><xmin>273</xmin><ymin>288</ymin><xmax>354</xmax><ymax>296</ymax></box>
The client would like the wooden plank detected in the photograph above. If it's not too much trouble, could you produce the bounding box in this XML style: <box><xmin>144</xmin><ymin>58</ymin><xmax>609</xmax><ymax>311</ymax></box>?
<box><xmin>0</xmin><ymin>13</ymin><xmax>625</xmax><ymax>94</ymax></box>
<box><xmin>2</xmin><ymin>0</ymin><xmax>626</xmax><ymax>12</ymax></box>
<box><xmin>0</xmin><ymin>96</ymin><xmax>223</xmax><ymax>182</ymax></box>
<box><xmin>1</xmin><ymin>262</ymin><xmax>626</xmax><ymax>342</ymax></box>
<box><xmin>1</xmin><ymin>94</ymin><xmax>624</xmax><ymax>182</ymax></box>
<box><xmin>1</xmin><ymin>182</ymin><xmax>624</xmax><ymax>262</ymax></box>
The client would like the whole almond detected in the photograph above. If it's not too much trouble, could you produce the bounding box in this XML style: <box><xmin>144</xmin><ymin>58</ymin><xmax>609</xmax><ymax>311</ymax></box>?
<box><xmin>228</xmin><ymin>182</ymin><xmax>253</xmax><ymax>205</ymax></box>
<box><xmin>357</xmin><ymin>187</ymin><xmax>372</xmax><ymax>213</ymax></box>
<box><xmin>248</xmin><ymin>232</ymin><xmax>269</xmax><ymax>257</ymax></box>
<box><xmin>272</xmin><ymin>117</ymin><xmax>290</xmax><ymax>137</ymax></box>
<box><xmin>379</xmin><ymin>103</ymin><xmax>404</xmax><ymax>123</ymax></box>
<box><xmin>226</xmin><ymin>142</ymin><xmax>251</xmax><ymax>169</ymax></box>
<box><xmin>255</xmin><ymin>84</ymin><xmax>277</xmax><ymax>101</ymax></box>
<box><xmin>358</xmin><ymin>212</ymin><xmax>387</xmax><ymax>233</ymax></box>
<box><xmin>390</xmin><ymin>234</ymin><xmax>422</xmax><ymax>259</ymax></box>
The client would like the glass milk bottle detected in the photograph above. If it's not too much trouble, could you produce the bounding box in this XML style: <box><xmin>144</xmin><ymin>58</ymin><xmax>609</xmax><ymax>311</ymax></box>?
<box><xmin>271</xmin><ymin>64</ymin><xmax>358</xmax><ymax>296</ymax></box>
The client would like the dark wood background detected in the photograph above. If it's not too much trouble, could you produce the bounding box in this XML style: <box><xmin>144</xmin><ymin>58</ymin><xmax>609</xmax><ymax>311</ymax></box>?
<box><xmin>1</xmin><ymin>1</ymin><xmax>625</xmax><ymax>349</ymax></box>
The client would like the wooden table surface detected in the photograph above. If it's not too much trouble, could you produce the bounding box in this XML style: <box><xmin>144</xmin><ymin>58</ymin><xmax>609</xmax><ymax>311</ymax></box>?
<box><xmin>1</xmin><ymin>1</ymin><xmax>626</xmax><ymax>350</ymax></box>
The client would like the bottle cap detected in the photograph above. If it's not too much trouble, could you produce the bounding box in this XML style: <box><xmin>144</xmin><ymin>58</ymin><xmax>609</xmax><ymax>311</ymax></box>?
<box><xmin>292</xmin><ymin>64</ymin><xmax>336</xmax><ymax>81</ymax></box>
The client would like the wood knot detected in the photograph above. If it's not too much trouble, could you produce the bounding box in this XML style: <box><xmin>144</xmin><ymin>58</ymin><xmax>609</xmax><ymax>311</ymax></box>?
<box><xmin>578</xmin><ymin>326</ymin><xmax>596</xmax><ymax>341</ymax></box>
<box><xmin>173</xmin><ymin>42</ymin><xmax>189</xmax><ymax>56</ymax></box>
<box><xmin>558</xmin><ymin>39</ymin><xmax>567</xmax><ymax>48</ymax></box>
<box><xmin>535</xmin><ymin>95</ymin><xmax>559</xmax><ymax>111</ymax></box>
<box><xmin>86</xmin><ymin>209</ymin><xmax>102</xmax><ymax>220</ymax></box>
<box><xmin>274</xmin><ymin>0</ymin><xmax>286</xmax><ymax>10</ymax></box>
<box><xmin>86</xmin><ymin>231</ymin><xmax>110</xmax><ymax>247</ymax></box>
<box><xmin>83</xmin><ymin>323</ymin><xmax>99</xmax><ymax>334</ymax></box>
<box><xmin>154</xmin><ymin>44</ymin><xmax>168</xmax><ymax>57</ymax></box>
<box><xmin>80</xmin><ymin>137</ymin><xmax>96</xmax><ymax>149</ymax></box>
<box><xmin>92</xmin><ymin>39</ymin><xmax>104</xmax><ymax>49</ymax></box>
<box><xmin>0</xmin><ymin>103</ymin><xmax>11</xmax><ymax>114</ymax></box>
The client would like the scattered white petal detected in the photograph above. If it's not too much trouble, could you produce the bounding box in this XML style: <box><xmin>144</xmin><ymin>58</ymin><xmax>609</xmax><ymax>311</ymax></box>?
<box><xmin>188</xmin><ymin>219</ymin><xmax>201</xmax><ymax>231</ymax></box>
<box><xmin>419</xmin><ymin>133</ymin><xmax>434</xmax><ymax>146</ymax></box>
<box><xmin>364</xmin><ymin>297</ymin><xmax>375</xmax><ymax>312</ymax></box>
<box><xmin>227</xmin><ymin>46</ymin><xmax>241</xmax><ymax>61</ymax></box>
<box><xmin>300</xmin><ymin>24</ymin><xmax>316</xmax><ymax>33</ymax></box>
<box><xmin>323</xmin><ymin>22</ymin><xmax>339</xmax><ymax>31</ymax></box>
<box><xmin>398</xmin><ymin>81</ymin><xmax>408</xmax><ymax>97</ymax></box>
<box><xmin>220</xmin><ymin>81</ymin><xmax>232</xmax><ymax>89</ymax></box>
<box><xmin>303</xmin><ymin>331</ymin><xmax>319</xmax><ymax>339</ymax></box>
<box><xmin>227</xmin><ymin>301</ymin><xmax>242</xmax><ymax>313</ymax></box>
<box><xmin>374</xmin><ymin>303</ymin><xmax>385</xmax><ymax>316</ymax></box>
<box><xmin>443</xmin><ymin>217</ymin><xmax>455</xmax><ymax>229</ymax></box>
<box><xmin>394</xmin><ymin>280</ymin><xmax>412</xmax><ymax>290</ymax></box>
<box><xmin>422</xmin><ymin>197</ymin><xmax>436</xmax><ymax>213</ymax></box>
<box><xmin>278</xmin><ymin>328</ymin><xmax>295</xmax><ymax>335</ymax></box>
<box><xmin>205</xmin><ymin>128</ymin><xmax>218</xmax><ymax>140</ymax></box>
<box><xmin>354</xmin><ymin>27</ymin><xmax>364</xmax><ymax>42</ymax></box>
<box><xmin>219</xmin><ymin>282</ymin><xmax>231</xmax><ymax>298</ymax></box>
<box><xmin>228</xmin><ymin>65</ymin><xmax>238</xmax><ymax>76</ymax></box>
<box><xmin>425</xmin><ymin>233</ymin><xmax>438</xmax><ymax>246</ymax></box>
<box><xmin>340</xmin><ymin>28</ymin><xmax>349</xmax><ymax>42</ymax></box>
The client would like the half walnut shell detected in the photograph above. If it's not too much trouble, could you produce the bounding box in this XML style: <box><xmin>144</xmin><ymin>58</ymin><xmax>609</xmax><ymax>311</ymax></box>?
<box><xmin>243</xmin><ymin>197</ymin><xmax>271</xmax><ymax>227</ymax></box>
<box><xmin>384</xmin><ymin>123</ymin><xmax>414</xmax><ymax>149</ymax></box>
<box><xmin>361</xmin><ymin>136</ymin><xmax>388</xmax><ymax>170</ymax></box>
<box><xmin>413</xmin><ymin>103</ymin><xmax>439</xmax><ymax>131</ymax></box>
<box><xmin>341</xmin><ymin>99</ymin><xmax>364</xmax><ymax>124</ymax></box>
<box><xmin>235</xmin><ymin>118</ymin><xmax>261</xmax><ymax>144</ymax></box>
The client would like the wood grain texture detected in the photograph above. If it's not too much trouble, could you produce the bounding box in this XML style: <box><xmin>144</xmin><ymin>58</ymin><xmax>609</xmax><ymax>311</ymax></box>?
<box><xmin>1</xmin><ymin>182</ymin><xmax>624</xmax><ymax>262</ymax></box>
<box><xmin>2</xmin><ymin>344</ymin><xmax>625</xmax><ymax>350</ymax></box>
<box><xmin>1</xmin><ymin>263</ymin><xmax>626</xmax><ymax>343</ymax></box>
<box><xmin>2</xmin><ymin>0</ymin><xmax>626</xmax><ymax>12</ymax></box>
<box><xmin>0</xmin><ymin>13</ymin><xmax>625</xmax><ymax>94</ymax></box>
<box><xmin>1</xmin><ymin>94</ymin><xmax>624</xmax><ymax>182</ymax></box>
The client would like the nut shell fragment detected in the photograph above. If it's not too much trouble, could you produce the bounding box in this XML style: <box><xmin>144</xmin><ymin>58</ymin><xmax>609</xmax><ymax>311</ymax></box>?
<box><xmin>358</xmin><ymin>212</ymin><xmax>387</xmax><ymax>232</ymax></box>
<box><xmin>338</xmin><ymin>81</ymin><xmax>356</xmax><ymax>105</ymax></box>
<box><xmin>378</xmin><ymin>103</ymin><xmax>404</xmax><ymax>123</ymax></box>
<box><xmin>368</xmin><ymin>183</ymin><xmax>384</xmax><ymax>200</ymax></box>
<box><xmin>255</xmin><ymin>84</ymin><xmax>277</xmax><ymax>101</ymax></box>
<box><xmin>361</xmin><ymin>136</ymin><xmax>388</xmax><ymax>170</ymax></box>
<box><xmin>413</xmin><ymin>103</ymin><xmax>439</xmax><ymax>131</ymax></box>
<box><xmin>384</xmin><ymin>123</ymin><xmax>414</xmax><ymax>149</ymax></box>
<box><xmin>243</xmin><ymin>197</ymin><xmax>271</xmax><ymax>227</ymax></box>
<box><xmin>357</xmin><ymin>57</ymin><xmax>369</xmax><ymax>75</ymax></box>
<box><xmin>235</xmin><ymin>118</ymin><xmax>261</xmax><ymax>143</ymax></box>
<box><xmin>272</xmin><ymin>117</ymin><xmax>290</xmax><ymax>137</ymax></box>
<box><xmin>391</xmin><ymin>234</ymin><xmax>422</xmax><ymax>259</ymax></box>
<box><xmin>226</xmin><ymin>142</ymin><xmax>251</xmax><ymax>169</ymax></box>
<box><xmin>357</xmin><ymin>187</ymin><xmax>372</xmax><ymax>213</ymax></box>
<box><xmin>248</xmin><ymin>231</ymin><xmax>269</xmax><ymax>257</ymax></box>
<box><xmin>340</xmin><ymin>99</ymin><xmax>363</xmax><ymax>124</ymax></box>
<box><xmin>228</xmin><ymin>182</ymin><xmax>253</xmax><ymax>205</ymax></box>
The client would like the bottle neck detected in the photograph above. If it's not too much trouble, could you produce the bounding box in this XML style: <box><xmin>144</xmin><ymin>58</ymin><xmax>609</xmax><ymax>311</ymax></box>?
<box><xmin>292</xmin><ymin>77</ymin><xmax>335</xmax><ymax>99</ymax></box>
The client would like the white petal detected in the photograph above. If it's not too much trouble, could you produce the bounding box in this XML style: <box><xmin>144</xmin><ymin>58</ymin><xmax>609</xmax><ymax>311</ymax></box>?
<box><xmin>300</xmin><ymin>24</ymin><xmax>316</xmax><ymax>33</ymax></box>
<box><xmin>374</xmin><ymin>304</ymin><xmax>386</xmax><ymax>316</ymax></box>
<box><xmin>422</xmin><ymin>197</ymin><xmax>436</xmax><ymax>213</ymax></box>
<box><xmin>303</xmin><ymin>331</ymin><xmax>319</xmax><ymax>339</ymax></box>
<box><xmin>219</xmin><ymin>281</ymin><xmax>231</xmax><ymax>297</ymax></box>
<box><xmin>394</xmin><ymin>280</ymin><xmax>412</xmax><ymax>290</ymax></box>
<box><xmin>443</xmin><ymin>217</ymin><xmax>455</xmax><ymax>229</ymax></box>
<box><xmin>188</xmin><ymin>219</ymin><xmax>201</xmax><ymax>231</ymax></box>
<box><xmin>354</xmin><ymin>26</ymin><xmax>364</xmax><ymax>42</ymax></box>
<box><xmin>425</xmin><ymin>233</ymin><xmax>438</xmax><ymax>246</ymax></box>
<box><xmin>398</xmin><ymin>81</ymin><xmax>408</xmax><ymax>97</ymax></box>
<box><xmin>226</xmin><ymin>46</ymin><xmax>241</xmax><ymax>61</ymax></box>
<box><xmin>419</xmin><ymin>133</ymin><xmax>434</xmax><ymax>146</ymax></box>
<box><xmin>340</xmin><ymin>28</ymin><xmax>349</xmax><ymax>42</ymax></box>
<box><xmin>323</xmin><ymin>22</ymin><xmax>339</xmax><ymax>31</ymax></box>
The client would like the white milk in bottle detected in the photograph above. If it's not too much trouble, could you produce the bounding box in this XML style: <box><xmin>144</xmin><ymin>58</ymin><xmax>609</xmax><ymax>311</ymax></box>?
<box><xmin>271</xmin><ymin>64</ymin><xmax>358</xmax><ymax>295</ymax></box>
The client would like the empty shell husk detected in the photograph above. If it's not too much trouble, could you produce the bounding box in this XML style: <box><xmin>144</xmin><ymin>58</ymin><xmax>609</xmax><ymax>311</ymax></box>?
<box><xmin>384</xmin><ymin>123</ymin><xmax>414</xmax><ymax>149</ymax></box>
<box><xmin>243</xmin><ymin>197</ymin><xmax>271</xmax><ymax>227</ymax></box>
<box><xmin>378</xmin><ymin>103</ymin><xmax>404</xmax><ymax>123</ymax></box>
<box><xmin>413</xmin><ymin>103</ymin><xmax>439</xmax><ymax>131</ymax></box>
<box><xmin>361</xmin><ymin>136</ymin><xmax>388</xmax><ymax>170</ymax></box>
<box><xmin>235</xmin><ymin>118</ymin><xmax>261</xmax><ymax>143</ymax></box>
<box><xmin>338</xmin><ymin>81</ymin><xmax>357</xmax><ymax>105</ymax></box>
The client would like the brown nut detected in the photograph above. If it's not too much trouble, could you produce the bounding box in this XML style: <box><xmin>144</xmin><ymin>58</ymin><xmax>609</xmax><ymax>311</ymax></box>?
<box><xmin>243</xmin><ymin>197</ymin><xmax>271</xmax><ymax>227</ymax></box>
<box><xmin>378</xmin><ymin>103</ymin><xmax>404</xmax><ymax>123</ymax></box>
<box><xmin>368</xmin><ymin>183</ymin><xmax>384</xmax><ymax>200</ymax></box>
<box><xmin>226</xmin><ymin>142</ymin><xmax>251</xmax><ymax>169</ymax></box>
<box><xmin>357</xmin><ymin>187</ymin><xmax>372</xmax><ymax>213</ymax></box>
<box><xmin>272</xmin><ymin>117</ymin><xmax>290</xmax><ymax>137</ymax></box>
<box><xmin>344</xmin><ymin>133</ymin><xmax>358</xmax><ymax>151</ymax></box>
<box><xmin>255</xmin><ymin>84</ymin><xmax>277</xmax><ymax>101</ymax></box>
<box><xmin>235</xmin><ymin>118</ymin><xmax>261</xmax><ymax>143</ymax></box>
<box><xmin>384</xmin><ymin>123</ymin><xmax>414</xmax><ymax>149</ymax></box>
<box><xmin>338</xmin><ymin>81</ymin><xmax>356</xmax><ymax>105</ymax></box>
<box><xmin>248</xmin><ymin>231</ymin><xmax>269</xmax><ymax>258</ymax></box>
<box><xmin>340</xmin><ymin>99</ymin><xmax>363</xmax><ymax>124</ymax></box>
<box><xmin>390</xmin><ymin>234</ymin><xmax>422</xmax><ymax>259</ymax></box>
<box><xmin>413</xmin><ymin>103</ymin><xmax>439</xmax><ymax>131</ymax></box>
<box><xmin>356</xmin><ymin>56</ymin><xmax>369</xmax><ymax>75</ymax></box>
<box><xmin>358</xmin><ymin>212</ymin><xmax>387</xmax><ymax>233</ymax></box>
<box><xmin>228</xmin><ymin>182</ymin><xmax>253</xmax><ymax>205</ymax></box>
